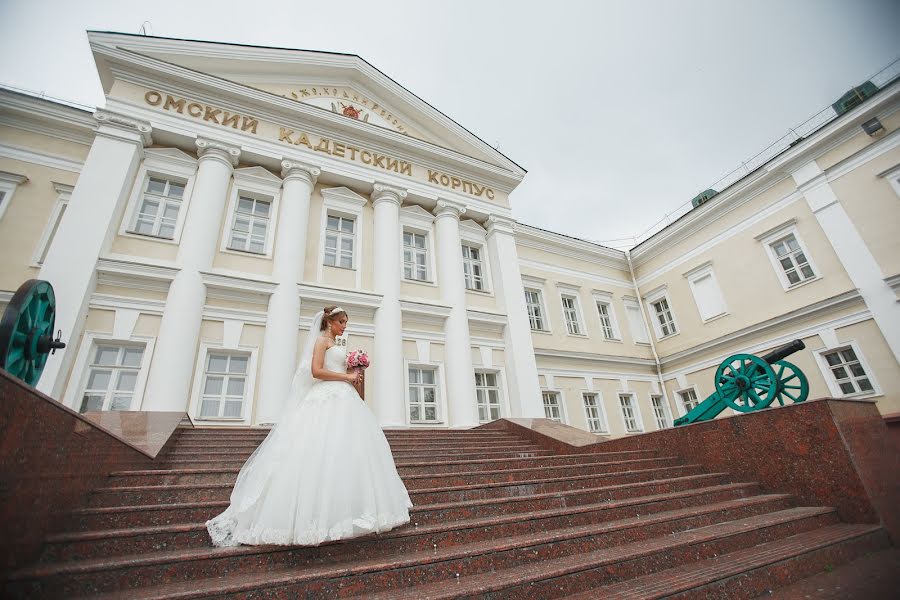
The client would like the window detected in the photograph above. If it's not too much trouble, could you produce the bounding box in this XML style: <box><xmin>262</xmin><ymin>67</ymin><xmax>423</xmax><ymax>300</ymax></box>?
<box><xmin>677</xmin><ymin>388</ymin><xmax>700</xmax><ymax>413</ymax></box>
<box><xmin>583</xmin><ymin>393</ymin><xmax>607</xmax><ymax>433</ymax></box>
<box><xmin>596</xmin><ymin>301</ymin><xmax>620</xmax><ymax>340</ymax></box>
<box><xmin>525</xmin><ymin>288</ymin><xmax>547</xmax><ymax>331</ymax></box>
<box><xmin>822</xmin><ymin>347</ymin><xmax>874</xmax><ymax>396</ymax></box>
<box><xmin>79</xmin><ymin>344</ymin><xmax>145</xmax><ymax>413</ymax></box>
<box><xmin>199</xmin><ymin>353</ymin><xmax>249</xmax><ymax>419</ymax></box>
<box><xmin>403</xmin><ymin>231</ymin><xmax>429</xmax><ymax>281</ymax></box>
<box><xmin>409</xmin><ymin>367</ymin><xmax>439</xmax><ymax>422</ymax></box>
<box><xmin>684</xmin><ymin>262</ymin><xmax>728</xmax><ymax>322</ymax></box>
<box><xmin>651</xmin><ymin>297</ymin><xmax>677</xmax><ymax>337</ymax></box>
<box><xmin>618</xmin><ymin>393</ymin><xmax>642</xmax><ymax>432</ymax></box>
<box><xmin>475</xmin><ymin>371</ymin><xmax>501</xmax><ymax>422</ymax></box>
<box><xmin>542</xmin><ymin>391</ymin><xmax>563</xmax><ymax>422</ymax></box>
<box><xmin>0</xmin><ymin>171</ymin><xmax>27</xmax><ymax>222</ymax></box>
<box><xmin>771</xmin><ymin>234</ymin><xmax>815</xmax><ymax>286</ymax></box>
<box><xmin>462</xmin><ymin>244</ymin><xmax>485</xmax><ymax>291</ymax></box>
<box><xmin>228</xmin><ymin>196</ymin><xmax>270</xmax><ymax>254</ymax></box>
<box><xmin>623</xmin><ymin>297</ymin><xmax>649</xmax><ymax>344</ymax></box>
<box><xmin>32</xmin><ymin>183</ymin><xmax>71</xmax><ymax>266</ymax></box>
<box><xmin>132</xmin><ymin>176</ymin><xmax>185</xmax><ymax>239</ymax></box>
<box><xmin>651</xmin><ymin>395</ymin><xmax>671</xmax><ymax>429</ymax></box>
<box><xmin>561</xmin><ymin>295</ymin><xmax>582</xmax><ymax>335</ymax></box>
<box><xmin>324</xmin><ymin>215</ymin><xmax>355</xmax><ymax>269</ymax></box>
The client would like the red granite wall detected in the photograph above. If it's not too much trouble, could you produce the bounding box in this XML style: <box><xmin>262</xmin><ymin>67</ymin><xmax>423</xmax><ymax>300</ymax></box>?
<box><xmin>0</xmin><ymin>370</ymin><xmax>170</xmax><ymax>569</ymax></box>
<box><xmin>487</xmin><ymin>399</ymin><xmax>900</xmax><ymax>545</ymax></box>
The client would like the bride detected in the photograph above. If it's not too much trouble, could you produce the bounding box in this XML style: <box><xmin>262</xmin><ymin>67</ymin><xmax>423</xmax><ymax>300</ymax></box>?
<box><xmin>206</xmin><ymin>306</ymin><xmax>413</xmax><ymax>547</ymax></box>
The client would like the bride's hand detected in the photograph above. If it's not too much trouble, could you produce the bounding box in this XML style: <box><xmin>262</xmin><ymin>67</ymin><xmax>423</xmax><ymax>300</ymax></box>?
<box><xmin>345</xmin><ymin>372</ymin><xmax>359</xmax><ymax>384</ymax></box>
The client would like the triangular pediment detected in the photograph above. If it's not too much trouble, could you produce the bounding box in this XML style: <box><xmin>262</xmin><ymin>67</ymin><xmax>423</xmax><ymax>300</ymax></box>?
<box><xmin>88</xmin><ymin>31</ymin><xmax>524</xmax><ymax>176</ymax></box>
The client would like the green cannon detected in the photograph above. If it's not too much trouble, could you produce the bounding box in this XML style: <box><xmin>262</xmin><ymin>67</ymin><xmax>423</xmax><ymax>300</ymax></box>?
<box><xmin>673</xmin><ymin>339</ymin><xmax>809</xmax><ymax>426</ymax></box>
<box><xmin>0</xmin><ymin>279</ymin><xmax>66</xmax><ymax>387</ymax></box>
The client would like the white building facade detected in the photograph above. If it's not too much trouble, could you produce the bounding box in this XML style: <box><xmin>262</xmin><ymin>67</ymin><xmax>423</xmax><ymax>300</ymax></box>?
<box><xmin>1</xmin><ymin>32</ymin><xmax>898</xmax><ymax>435</ymax></box>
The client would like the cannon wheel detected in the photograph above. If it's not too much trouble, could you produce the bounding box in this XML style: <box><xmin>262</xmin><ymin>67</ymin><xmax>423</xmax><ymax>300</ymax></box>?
<box><xmin>772</xmin><ymin>359</ymin><xmax>809</xmax><ymax>406</ymax></box>
<box><xmin>715</xmin><ymin>353</ymin><xmax>777</xmax><ymax>413</ymax></box>
<box><xmin>0</xmin><ymin>279</ymin><xmax>57</xmax><ymax>386</ymax></box>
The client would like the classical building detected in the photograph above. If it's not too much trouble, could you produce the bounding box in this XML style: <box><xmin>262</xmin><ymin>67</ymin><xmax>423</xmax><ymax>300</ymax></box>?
<box><xmin>1</xmin><ymin>32</ymin><xmax>898</xmax><ymax>436</ymax></box>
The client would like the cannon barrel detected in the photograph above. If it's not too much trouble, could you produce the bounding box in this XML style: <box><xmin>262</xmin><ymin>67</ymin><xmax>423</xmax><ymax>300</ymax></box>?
<box><xmin>760</xmin><ymin>339</ymin><xmax>805</xmax><ymax>365</ymax></box>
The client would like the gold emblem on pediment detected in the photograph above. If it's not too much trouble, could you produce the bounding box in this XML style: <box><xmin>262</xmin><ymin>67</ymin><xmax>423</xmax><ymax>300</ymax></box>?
<box><xmin>287</xmin><ymin>87</ymin><xmax>406</xmax><ymax>134</ymax></box>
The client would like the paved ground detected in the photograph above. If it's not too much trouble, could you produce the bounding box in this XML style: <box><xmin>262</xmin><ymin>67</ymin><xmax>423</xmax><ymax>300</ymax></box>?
<box><xmin>757</xmin><ymin>547</ymin><xmax>900</xmax><ymax>599</ymax></box>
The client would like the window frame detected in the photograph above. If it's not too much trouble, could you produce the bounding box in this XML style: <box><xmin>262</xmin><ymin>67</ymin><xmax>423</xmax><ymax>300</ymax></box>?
<box><xmin>31</xmin><ymin>182</ymin><xmax>72</xmax><ymax>267</ymax></box>
<box><xmin>402</xmin><ymin>229</ymin><xmax>432</xmax><ymax>283</ymax></box>
<box><xmin>188</xmin><ymin>342</ymin><xmax>259</xmax><ymax>426</ymax></box>
<box><xmin>459</xmin><ymin>219</ymin><xmax>493</xmax><ymax>295</ymax></box>
<box><xmin>405</xmin><ymin>362</ymin><xmax>443</xmax><ymax>425</ymax></box>
<box><xmin>558</xmin><ymin>286</ymin><xmax>587</xmax><ymax>337</ymax></box>
<box><xmin>650</xmin><ymin>394</ymin><xmax>671</xmax><ymax>430</ymax></box>
<box><xmin>399</xmin><ymin>205</ymin><xmax>437</xmax><ymax>286</ymax></box>
<box><xmin>523</xmin><ymin>282</ymin><xmax>551</xmax><ymax>333</ymax></box>
<box><xmin>675</xmin><ymin>386</ymin><xmax>701</xmax><ymax>416</ymax></box>
<box><xmin>623</xmin><ymin>296</ymin><xmax>650</xmax><ymax>345</ymax></box>
<box><xmin>756</xmin><ymin>220</ymin><xmax>820</xmax><ymax>291</ymax></box>
<box><xmin>582</xmin><ymin>392</ymin><xmax>609</xmax><ymax>434</ymax></box>
<box><xmin>541</xmin><ymin>389</ymin><xmax>567</xmax><ymax>424</ymax></box>
<box><xmin>0</xmin><ymin>171</ymin><xmax>27</xmax><ymax>222</ymax></box>
<box><xmin>814</xmin><ymin>341</ymin><xmax>881</xmax><ymax>399</ymax></box>
<box><xmin>617</xmin><ymin>392</ymin><xmax>644</xmax><ymax>433</ymax></box>
<box><xmin>317</xmin><ymin>187</ymin><xmax>368</xmax><ymax>290</ymax></box>
<box><xmin>592</xmin><ymin>291</ymin><xmax>622</xmax><ymax>341</ymax></box>
<box><xmin>683</xmin><ymin>261</ymin><xmax>729</xmax><ymax>323</ymax></box>
<box><xmin>119</xmin><ymin>148</ymin><xmax>198</xmax><ymax>245</ymax></box>
<box><xmin>474</xmin><ymin>369</ymin><xmax>503</xmax><ymax>423</ymax></box>
<box><xmin>220</xmin><ymin>168</ymin><xmax>282</xmax><ymax>259</ymax></box>
<box><xmin>644</xmin><ymin>286</ymin><xmax>679</xmax><ymax>340</ymax></box>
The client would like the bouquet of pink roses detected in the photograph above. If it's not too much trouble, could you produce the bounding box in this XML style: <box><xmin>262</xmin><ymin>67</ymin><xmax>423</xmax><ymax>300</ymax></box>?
<box><xmin>346</xmin><ymin>349</ymin><xmax>370</xmax><ymax>370</ymax></box>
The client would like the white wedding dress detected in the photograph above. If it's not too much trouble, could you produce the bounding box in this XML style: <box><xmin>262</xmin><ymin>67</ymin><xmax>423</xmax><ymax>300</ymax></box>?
<box><xmin>206</xmin><ymin>335</ymin><xmax>413</xmax><ymax>547</ymax></box>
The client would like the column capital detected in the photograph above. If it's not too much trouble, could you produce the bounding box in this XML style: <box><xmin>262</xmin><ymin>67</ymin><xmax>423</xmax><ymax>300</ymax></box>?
<box><xmin>434</xmin><ymin>198</ymin><xmax>467</xmax><ymax>220</ymax></box>
<box><xmin>371</xmin><ymin>182</ymin><xmax>407</xmax><ymax>207</ymax></box>
<box><xmin>196</xmin><ymin>138</ymin><xmax>241</xmax><ymax>167</ymax></box>
<box><xmin>281</xmin><ymin>160</ymin><xmax>320</xmax><ymax>185</ymax></box>
<box><xmin>486</xmin><ymin>215</ymin><xmax>517</xmax><ymax>237</ymax></box>
<box><xmin>94</xmin><ymin>110</ymin><xmax>153</xmax><ymax>146</ymax></box>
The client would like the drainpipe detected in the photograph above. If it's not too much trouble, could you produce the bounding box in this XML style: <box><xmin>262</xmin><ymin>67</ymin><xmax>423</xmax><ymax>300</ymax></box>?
<box><xmin>626</xmin><ymin>250</ymin><xmax>674</xmax><ymax>425</ymax></box>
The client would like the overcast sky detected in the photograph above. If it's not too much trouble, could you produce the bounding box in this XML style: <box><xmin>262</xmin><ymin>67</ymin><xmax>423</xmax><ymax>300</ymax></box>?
<box><xmin>1</xmin><ymin>0</ymin><xmax>898</xmax><ymax>248</ymax></box>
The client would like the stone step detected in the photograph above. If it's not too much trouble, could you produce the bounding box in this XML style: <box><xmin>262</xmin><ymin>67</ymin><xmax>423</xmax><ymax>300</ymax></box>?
<box><xmin>104</xmin><ymin>456</ymin><xmax>683</xmax><ymax>488</ymax></box>
<box><xmin>16</xmin><ymin>507</ymin><xmax>836</xmax><ymax>598</ymax></box>
<box><xmin>9</xmin><ymin>501</ymin><xmax>827</xmax><ymax>597</ymax></box>
<box><xmin>65</xmin><ymin>479</ymin><xmax>756</xmax><ymax>533</ymax></box>
<box><xmin>161</xmin><ymin>447</ymin><xmax>555</xmax><ymax>462</ymax></box>
<box><xmin>168</xmin><ymin>441</ymin><xmax>540</xmax><ymax>453</ymax></box>
<box><xmin>563</xmin><ymin>524</ymin><xmax>890</xmax><ymax>599</ymax></box>
<box><xmin>46</xmin><ymin>487</ymin><xmax>787</xmax><ymax>562</ymax></box>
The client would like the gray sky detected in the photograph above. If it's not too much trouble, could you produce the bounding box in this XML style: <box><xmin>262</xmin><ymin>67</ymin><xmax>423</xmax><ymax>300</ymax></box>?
<box><xmin>1</xmin><ymin>0</ymin><xmax>898</xmax><ymax>248</ymax></box>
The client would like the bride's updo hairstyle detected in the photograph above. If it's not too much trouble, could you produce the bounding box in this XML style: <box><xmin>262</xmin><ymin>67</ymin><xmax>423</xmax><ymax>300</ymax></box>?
<box><xmin>320</xmin><ymin>306</ymin><xmax>348</xmax><ymax>331</ymax></box>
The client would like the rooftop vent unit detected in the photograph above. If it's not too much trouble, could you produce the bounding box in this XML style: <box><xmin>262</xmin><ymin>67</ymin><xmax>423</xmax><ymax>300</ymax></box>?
<box><xmin>691</xmin><ymin>189</ymin><xmax>719</xmax><ymax>208</ymax></box>
<box><xmin>831</xmin><ymin>81</ymin><xmax>879</xmax><ymax>116</ymax></box>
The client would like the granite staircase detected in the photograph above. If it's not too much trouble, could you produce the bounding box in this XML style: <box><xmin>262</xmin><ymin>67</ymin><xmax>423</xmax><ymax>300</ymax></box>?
<box><xmin>4</xmin><ymin>427</ymin><xmax>890</xmax><ymax>599</ymax></box>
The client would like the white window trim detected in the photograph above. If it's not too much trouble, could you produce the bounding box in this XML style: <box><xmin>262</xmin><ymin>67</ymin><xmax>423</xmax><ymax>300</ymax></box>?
<box><xmin>582</xmin><ymin>391</ymin><xmax>609</xmax><ymax>434</ymax></box>
<box><xmin>813</xmin><ymin>340</ymin><xmax>882</xmax><ymax>399</ymax></box>
<box><xmin>622</xmin><ymin>296</ymin><xmax>650</xmax><ymax>345</ymax></box>
<box><xmin>317</xmin><ymin>187</ymin><xmax>367</xmax><ymax>290</ymax></box>
<box><xmin>673</xmin><ymin>385</ymin><xmax>702</xmax><ymax>418</ymax></box>
<box><xmin>188</xmin><ymin>342</ymin><xmax>259</xmax><ymax>426</ymax></box>
<box><xmin>404</xmin><ymin>359</ymin><xmax>447</xmax><ymax>426</ymax></box>
<box><xmin>541</xmin><ymin>388</ymin><xmax>568</xmax><ymax>424</ymax></box>
<box><xmin>650</xmin><ymin>393</ymin><xmax>672</xmax><ymax>429</ymax></box>
<box><xmin>878</xmin><ymin>163</ymin><xmax>900</xmax><ymax>199</ymax></box>
<box><xmin>460</xmin><ymin>219</ymin><xmax>494</xmax><ymax>296</ymax></box>
<box><xmin>474</xmin><ymin>367</ymin><xmax>509</xmax><ymax>423</ymax></box>
<box><xmin>0</xmin><ymin>171</ymin><xmax>28</xmax><ymax>222</ymax></box>
<box><xmin>617</xmin><ymin>391</ymin><xmax>645</xmax><ymax>433</ymax></box>
<box><xmin>399</xmin><ymin>205</ymin><xmax>437</xmax><ymax>286</ymax></box>
<box><xmin>683</xmin><ymin>261</ymin><xmax>729</xmax><ymax>323</ymax></box>
<box><xmin>64</xmin><ymin>332</ymin><xmax>156</xmax><ymax>413</ymax></box>
<box><xmin>644</xmin><ymin>285</ymin><xmax>680</xmax><ymax>341</ymax></box>
<box><xmin>119</xmin><ymin>148</ymin><xmax>198</xmax><ymax>245</ymax></box>
<box><xmin>557</xmin><ymin>285</ymin><xmax>587</xmax><ymax>337</ymax></box>
<box><xmin>220</xmin><ymin>168</ymin><xmax>282</xmax><ymax>259</ymax></box>
<box><xmin>31</xmin><ymin>182</ymin><xmax>72</xmax><ymax>267</ymax></box>
<box><xmin>756</xmin><ymin>220</ymin><xmax>821</xmax><ymax>291</ymax></box>
<box><xmin>522</xmin><ymin>277</ymin><xmax>552</xmax><ymax>334</ymax></box>
<box><xmin>592</xmin><ymin>290</ymin><xmax>623</xmax><ymax>341</ymax></box>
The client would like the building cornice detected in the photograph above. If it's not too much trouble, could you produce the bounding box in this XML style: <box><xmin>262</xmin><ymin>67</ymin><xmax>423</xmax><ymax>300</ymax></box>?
<box><xmin>658</xmin><ymin>289</ymin><xmax>864</xmax><ymax>368</ymax></box>
<box><xmin>0</xmin><ymin>143</ymin><xmax>83</xmax><ymax>173</ymax></box>
<box><xmin>95</xmin><ymin>257</ymin><xmax>180</xmax><ymax>293</ymax></box>
<box><xmin>0</xmin><ymin>88</ymin><xmax>96</xmax><ymax>146</ymax></box>
<box><xmin>89</xmin><ymin>293</ymin><xmax>167</xmax><ymax>315</ymax></box>
<box><xmin>200</xmin><ymin>270</ymin><xmax>277</xmax><ymax>305</ymax></box>
<box><xmin>519</xmin><ymin>258</ymin><xmax>633</xmax><ymax>290</ymax></box>
<box><xmin>533</xmin><ymin>347</ymin><xmax>656</xmax><ymax>368</ymax></box>
<box><xmin>296</xmin><ymin>283</ymin><xmax>383</xmax><ymax>319</ymax></box>
<box><xmin>515</xmin><ymin>223</ymin><xmax>627</xmax><ymax>269</ymax></box>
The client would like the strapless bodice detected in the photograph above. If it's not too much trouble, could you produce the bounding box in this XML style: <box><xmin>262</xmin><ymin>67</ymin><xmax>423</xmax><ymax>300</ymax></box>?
<box><xmin>325</xmin><ymin>345</ymin><xmax>347</xmax><ymax>373</ymax></box>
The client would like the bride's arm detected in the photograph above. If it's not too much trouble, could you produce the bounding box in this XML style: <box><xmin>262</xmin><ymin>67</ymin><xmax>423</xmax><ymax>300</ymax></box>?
<box><xmin>311</xmin><ymin>337</ymin><xmax>356</xmax><ymax>383</ymax></box>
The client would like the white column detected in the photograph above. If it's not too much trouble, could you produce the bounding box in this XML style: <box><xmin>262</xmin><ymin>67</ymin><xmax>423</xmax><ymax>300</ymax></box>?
<box><xmin>37</xmin><ymin>111</ymin><xmax>151</xmax><ymax>398</ymax></box>
<box><xmin>793</xmin><ymin>161</ymin><xmax>900</xmax><ymax>364</ymax></box>
<box><xmin>486</xmin><ymin>215</ymin><xmax>544</xmax><ymax>418</ymax></box>
<box><xmin>255</xmin><ymin>161</ymin><xmax>320</xmax><ymax>425</ymax></box>
<box><xmin>433</xmin><ymin>199</ymin><xmax>479</xmax><ymax>427</ymax></box>
<box><xmin>142</xmin><ymin>139</ymin><xmax>240</xmax><ymax>411</ymax></box>
<box><xmin>371</xmin><ymin>183</ymin><xmax>407</xmax><ymax>426</ymax></box>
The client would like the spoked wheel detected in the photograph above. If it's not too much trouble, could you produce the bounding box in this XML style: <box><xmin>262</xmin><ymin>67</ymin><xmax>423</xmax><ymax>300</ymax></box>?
<box><xmin>772</xmin><ymin>359</ymin><xmax>809</xmax><ymax>406</ymax></box>
<box><xmin>0</xmin><ymin>279</ymin><xmax>63</xmax><ymax>386</ymax></box>
<box><xmin>715</xmin><ymin>353</ymin><xmax>777</xmax><ymax>413</ymax></box>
